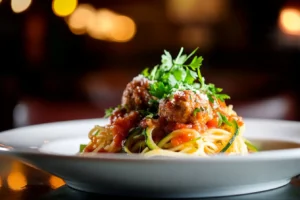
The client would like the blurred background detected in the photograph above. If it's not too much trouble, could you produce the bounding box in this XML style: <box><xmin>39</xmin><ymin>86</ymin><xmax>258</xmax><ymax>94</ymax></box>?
<box><xmin>0</xmin><ymin>0</ymin><xmax>300</xmax><ymax>131</ymax></box>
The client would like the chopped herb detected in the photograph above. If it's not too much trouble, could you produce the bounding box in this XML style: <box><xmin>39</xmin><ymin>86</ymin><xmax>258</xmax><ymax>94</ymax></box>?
<box><xmin>193</xmin><ymin>108</ymin><xmax>201</xmax><ymax>116</ymax></box>
<box><xmin>145</xmin><ymin>113</ymin><xmax>154</xmax><ymax>119</ymax></box>
<box><xmin>79</xmin><ymin>144</ymin><xmax>87</xmax><ymax>152</ymax></box>
<box><xmin>141</xmin><ymin>47</ymin><xmax>230</xmax><ymax>103</ymax></box>
<box><xmin>93</xmin><ymin>130</ymin><xmax>100</xmax><ymax>136</ymax></box>
<box><xmin>193</xmin><ymin>107</ymin><xmax>205</xmax><ymax>116</ymax></box>
<box><xmin>217</xmin><ymin>112</ymin><xmax>232</xmax><ymax>127</ymax></box>
<box><xmin>104</xmin><ymin>104</ymin><xmax>127</xmax><ymax>118</ymax></box>
<box><xmin>139</xmin><ymin>110</ymin><xmax>154</xmax><ymax>119</ymax></box>
<box><xmin>184</xmin><ymin>69</ymin><xmax>197</xmax><ymax>85</ymax></box>
<box><xmin>104</xmin><ymin>107</ymin><xmax>114</xmax><ymax>118</ymax></box>
<box><xmin>169</xmin><ymin>93</ymin><xmax>175</xmax><ymax>100</ymax></box>
<box><xmin>141</xmin><ymin>68</ymin><xmax>150</xmax><ymax>77</ymax></box>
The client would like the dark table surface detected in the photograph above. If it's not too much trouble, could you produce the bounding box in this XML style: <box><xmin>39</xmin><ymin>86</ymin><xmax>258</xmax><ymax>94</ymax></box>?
<box><xmin>0</xmin><ymin>156</ymin><xmax>300</xmax><ymax>200</ymax></box>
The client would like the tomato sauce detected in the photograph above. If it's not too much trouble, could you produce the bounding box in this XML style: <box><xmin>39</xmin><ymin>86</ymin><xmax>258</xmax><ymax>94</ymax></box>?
<box><xmin>111</xmin><ymin>111</ymin><xmax>140</xmax><ymax>150</ymax></box>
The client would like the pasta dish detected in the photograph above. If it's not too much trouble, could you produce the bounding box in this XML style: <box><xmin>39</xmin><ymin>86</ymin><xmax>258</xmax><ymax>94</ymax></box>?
<box><xmin>80</xmin><ymin>48</ymin><xmax>258</xmax><ymax>157</ymax></box>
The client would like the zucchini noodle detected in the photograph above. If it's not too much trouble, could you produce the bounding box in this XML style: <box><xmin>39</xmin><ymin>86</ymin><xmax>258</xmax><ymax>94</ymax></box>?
<box><xmin>83</xmin><ymin>121</ymin><xmax>250</xmax><ymax>157</ymax></box>
<box><xmin>141</xmin><ymin>122</ymin><xmax>248</xmax><ymax>157</ymax></box>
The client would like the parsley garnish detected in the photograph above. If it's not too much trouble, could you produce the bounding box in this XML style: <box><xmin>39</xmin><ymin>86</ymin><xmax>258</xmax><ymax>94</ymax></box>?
<box><xmin>193</xmin><ymin>107</ymin><xmax>205</xmax><ymax>116</ymax></box>
<box><xmin>141</xmin><ymin>47</ymin><xmax>230</xmax><ymax>103</ymax></box>
<box><xmin>139</xmin><ymin>110</ymin><xmax>154</xmax><ymax>119</ymax></box>
<box><xmin>104</xmin><ymin>107</ymin><xmax>115</xmax><ymax>118</ymax></box>
<box><xmin>104</xmin><ymin>105</ymin><xmax>125</xmax><ymax>118</ymax></box>
<box><xmin>217</xmin><ymin>112</ymin><xmax>232</xmax><ymax>127</ymax></box>
<box><xmin>79</xmin><ymin>144</ymin><xmax>87</xmax><ymax>152</ymax></box>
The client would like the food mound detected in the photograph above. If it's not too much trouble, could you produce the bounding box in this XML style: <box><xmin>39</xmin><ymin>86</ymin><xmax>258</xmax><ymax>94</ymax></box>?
<box><xmin>80</xmin><ymin>48</ymin><xmax>258</xmax><ymax>157</ymax></box>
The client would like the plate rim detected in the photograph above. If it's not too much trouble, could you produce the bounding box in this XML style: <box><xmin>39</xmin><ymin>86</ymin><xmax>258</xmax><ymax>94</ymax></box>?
<box><xmin>1</xmin><ymin>117</ymin><xmax>300</xmax><ymax>163</ymax></box>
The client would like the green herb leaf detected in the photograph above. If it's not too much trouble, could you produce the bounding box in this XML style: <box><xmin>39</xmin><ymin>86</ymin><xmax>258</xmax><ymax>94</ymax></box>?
<box><xmin>216</xmin><ymin>93</ymin><xmax>231</xmax><ymax>102</ymax></box>
<box><xmin>161</xmin><ymin>50</ymin><xmax>173</xmax><ymax>71</ymax></box>
<box><xmin>217</xmin><ymin>112</ymin><xmax>223</xmax><ymax>127</ymax></box>
<box><xmin>79</xmin><ymin>144</ymin><xmax>87</xmax><ymax>152</ymax></box>
<box><xmin>149</xmin><ymin>65</ymin><xmax>158</xmax><ymax>80</ymax></box>
<box><xmin>184</xmin><ymin>69</ymin><xmax>197</xmax><ymax>84</ymax></box>
<box><xmin>167</xmin><ymin>74</ymin><xmax>177</xmax><ymax>87</ymax></box>
<box><xmin>192</xmin><ymin>82</ymin><xmax>201</xmax><ymax>89</ymax></box>
<box><xmin>175</xmin><ymin>55</ymin><xmax>187</xmax><ymax>65</ymax></box>
<box><xmin>173</xmin><ymin>67</ymin><xmax>187</xmax><ymax>81</ymax></box>
<box><xmin>142</xmin><ymin>47</ymin><xmax>230</xmax><ymax>103</ymax></box>
<box><xmin>193</xmin><ymin>108</ymin><xmax>201</xmax><ymax>116</ymax></box>
<box><xmin>184</xmin><ymin>47</ymin><xmax>199</xmax><ymax>62</ymax></box>
<box><xmin>139</xmin><ymin>110</ymin><xmax>154</xmax><ymax>118</ymax></box>
<box><xmin>217</xmin><ymin>112</ymin><xmax>232</xmax><ymax>127</ymax></box>
<box><xmin>174</xmin><ymin>47</ymin><xmax>184</xmax><ymax>64</ymax></box>
<box><xmin>193</xmin><ymin>107</ymin><xmax>205</xmax><ymax>116</ymax></box>
<box><xmin>141</xmin><ymin>68</ymin><xmax>149</xmax><ymax>77</ymax></box>
<box><xmin>149</xmin><ymin>82</ymin><xmax>170</xmax><ymax>99</ymax></box>
<box><xmin>207</xmin><ymin>94</ymin><xmax>215</xmax><ymax>103</ymax></box>
<box><xmin>104</xmin><ymin>107</ymin><xmax>114</xmax><ymax>118</ymax></box>
<box><xmin>189</xmin><ymin>56</ymin><xmax>203</xmax><ymax>70</ymax></box>
<box><xmin>145</xmin><ymin>113</ymin><xmax>154</xmax><ymax>119</ymax></box>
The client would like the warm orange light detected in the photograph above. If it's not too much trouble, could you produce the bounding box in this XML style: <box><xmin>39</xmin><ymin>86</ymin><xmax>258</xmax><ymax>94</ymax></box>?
<box><xmin>49</xmin><ymin>176</ymin><xmax>65</xmax><ymax>189</ymax></box>
<box><xmin>11</xmin><ymin>0</ymin><xmax>32</xmax><ymax>13</ymax></box>
<box><xmin>67</xmin><ymin>4</ymin><xmax>96</xmax><ymax>35</ymax></box>
<box><xmin>86</xmin><ymin>8</ymin><xmax>116</xmax><ymax>40</ymax></box>
<box><xmin>166</xmin><ymin>0</ymin><xmax>227</xmax><ymax>23</ymax></box>
<box><xmin>110</xmin><ymin>15</ymin><xmax>136</xmax><ymax>42</ymax></box>
<box><xmin>279</xmin><ymin>8</ymin><xmax>300</xmax><ymax>35</ymax></box>
<box><xmin>7</xmin><ymin>172</ymin><xmax>27</xmax><ymax>191</ymax></box>
<box><xmin>52</xmin><ymin>0</ymin><xmax>78</xmax><ymax>17</ymax></box>
<box><xmin>0</xmin><ymin>177</ymin><xmax>2</xmax><ymax>188</ymax></box>
<box><xmin>86</xmin><ymin>8</ymin><xmax>136</xmax><ymax>42</ymax></box>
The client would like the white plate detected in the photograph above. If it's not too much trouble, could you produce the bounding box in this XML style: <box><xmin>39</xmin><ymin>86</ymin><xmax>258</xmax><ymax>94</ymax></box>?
<box><xmin>0</xmin><ymin>118</ymin><xmax>300</xmax><ymax>198</ymax></box>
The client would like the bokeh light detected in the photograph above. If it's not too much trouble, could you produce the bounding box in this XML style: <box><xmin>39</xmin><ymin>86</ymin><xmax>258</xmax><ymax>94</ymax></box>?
<box><xmin>49</xmin><ymin>176</ymin><xmax>65</xmax><ymax>189</ymax></box>
<box><xmin>86</xmin><ymin>8</ymin><xmax>117</xmax><ymax>40</ymax></box>
<box><xmin>11</xmin><ymin>0</ymin><xmax>32</xmax><ymax>13</ymax></box>
<box><xmin>86</xmin><ymin>8</ymin><xmax>136</xmax><ymax>42</ymax></box>
<box><xmin>7</xmin><ymin>172</ymin><xmax>27</xmax><ymax>191</ymax></box>
<box><xmin>279</xmin><ymin>8</ymin><xmax>300</xmax><ymax>35</ymax></box>
<box><xmin>52</xmin><ymin>0</ymin><xmax>78</xmax><ymax>17</ymax></box>
<box><xmin>67</xmin><ymin>4</ymin><xmax>96</xmax><ymax>35</ymax></box>
<box><xmin>110</xmin><ymin>15</ymin><xmax>136</xmax><ymax>42</ymax></box>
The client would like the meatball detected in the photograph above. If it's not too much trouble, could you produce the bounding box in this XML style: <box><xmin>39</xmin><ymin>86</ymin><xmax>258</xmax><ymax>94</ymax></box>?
<box><xmin>121</xmin><ymin>75</ymin><xmax>152</xmax><ymax>110</ymax></box>
<box><xmin>158</xmin><ymin>90</ymin><xmax>213</xmax><ymax>124</ymax></box>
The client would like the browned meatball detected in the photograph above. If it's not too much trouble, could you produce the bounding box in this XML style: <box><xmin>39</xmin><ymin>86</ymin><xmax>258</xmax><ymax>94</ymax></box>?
<box><xmin>158</xmin><ymin>90</ymin><xmax>213</xmax><ymax>124</ymax></box>
<box><xmin>121</xmin><ymin>75</ymin><xmax>152</xmax><ymax>110</ymax></box>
